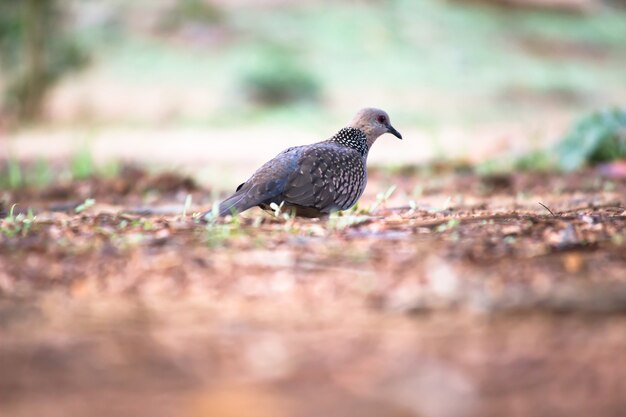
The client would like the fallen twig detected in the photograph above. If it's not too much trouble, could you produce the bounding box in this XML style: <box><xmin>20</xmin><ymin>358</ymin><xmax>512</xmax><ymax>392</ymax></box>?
<box><xmin>538</xmin><ymin>202</ymin><xmax>558</xmax><ymax>217</ymax></box>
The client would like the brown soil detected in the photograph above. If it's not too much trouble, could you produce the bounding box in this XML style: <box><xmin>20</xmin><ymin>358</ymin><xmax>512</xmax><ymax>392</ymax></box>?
<box><xmin>1</xmin><ymin>167</ymin><xmax>625</xmax><ymax>417</ymax></box>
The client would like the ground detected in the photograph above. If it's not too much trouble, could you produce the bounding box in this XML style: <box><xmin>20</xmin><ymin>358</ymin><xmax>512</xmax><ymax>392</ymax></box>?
<box><xmin>1</xmin><ymin>166</ymin><xmax>625</xmax><ymax>417</ymax></box>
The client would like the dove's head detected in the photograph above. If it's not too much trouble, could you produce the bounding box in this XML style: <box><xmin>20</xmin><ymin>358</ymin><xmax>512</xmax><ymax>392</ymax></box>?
<box><xmin>349</xmin><ymin>107</ymin><xmax>402</xmax><ymax>147</ymax></box>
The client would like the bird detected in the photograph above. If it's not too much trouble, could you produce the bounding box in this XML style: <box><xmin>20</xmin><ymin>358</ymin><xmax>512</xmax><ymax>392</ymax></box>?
<box><xmin>209</xmin><ymin>108</ymin><xmax>402</xmax><ymax>218</ymax></box>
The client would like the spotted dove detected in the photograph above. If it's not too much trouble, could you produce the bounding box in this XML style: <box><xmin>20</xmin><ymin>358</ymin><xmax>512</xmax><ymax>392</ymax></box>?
<box><xmin>210</xmin><ymin>108</ymin><xmax>402</xmax><ymax>218</ymax></box>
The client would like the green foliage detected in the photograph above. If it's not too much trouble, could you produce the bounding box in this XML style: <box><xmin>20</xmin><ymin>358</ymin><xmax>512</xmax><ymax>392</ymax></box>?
<box><xmin>484</xmin><ymin>109</ymin><xmax>626</xmax><ymax>174</ymax></box>
<box><xmin>19</xmin><ymin>0</ymin><xmax>622</xmax><ymax>127</ymax></box>
<box><xmin>99</xmin><ymin>160</ymin><xmax>122</xmax><ymax>179</ymax></box>
<box><xmin>0</xmin><ymin>152</ymin><xmax>119</xmax><ymax>190</ymax></box>
<box><xmin>204</xmin><ymin>215</ymin><xmax>240</xmax><ymax>248</ymax></box>
<box><xmin>514</xmin><ymin>149</ymin><xmax>554</xmax><ymax>172</ymax></box>
<box><xmin>555</xmin><ymin>108</ymin><xmax>626</xmax><ymax>171</ymax></box>
<box><xmin>240</xmin><ymin>46</ymin><xmax>321</xmax><ymax>107</ymax></box>
<box><xmin>6</xmin><ymin>157</ymin><xmax>23</xmax><ymax>189</ymax></box>
<box><xmin>70</xmin><ymin>148</ymin><xmax>95</xmax><ymax>180</ymax></box>
<box><xmin>158</xmin><ymin>0</ymin><xmax>223</xmax><ymax>32</ymax></box>
<box><xmin>204</xmin><ymin>223</ymin><xmax>236</xmax><ymax>248</ymax></box>
<box><xmin>32</xmin><ymin>158</ymin><xmax>54</xmax><ymax>187</ymax></box>
<box><xmin>1</xmin><ymin>205</ymin><xmax>36</xmax><ymax>238</ymax></box>
<box><xmin>75</xmin><ymin>198</ymin><xmax>95</xmax><ymax>214</ymax></box>
<box><xmin>0</xmin><ymin>2</ymin><xmax>22</xmax><ymax>62</ymax></box>
<box><xmin>0</xmin><ymin>157</ymin><xmax>55</xmax><ymax>189</ymax></box>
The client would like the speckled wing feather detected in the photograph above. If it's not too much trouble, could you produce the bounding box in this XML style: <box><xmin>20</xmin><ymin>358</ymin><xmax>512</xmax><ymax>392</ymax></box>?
<box><xmin>280</xmin><ymin>142</ymin><xmax>366</xmax><ymax>214</ymax></box>
<box><xmin>217</xmin><ymin>141</ymin><xmax>367</xmax><ymax>217</ymax></box>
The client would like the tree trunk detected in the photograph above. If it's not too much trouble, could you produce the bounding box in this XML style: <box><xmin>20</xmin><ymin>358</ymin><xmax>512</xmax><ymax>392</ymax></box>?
<box><xmin>21</xmin><ymin>0</ymin><xmax>47</xmax><ymax>121</ymax></box>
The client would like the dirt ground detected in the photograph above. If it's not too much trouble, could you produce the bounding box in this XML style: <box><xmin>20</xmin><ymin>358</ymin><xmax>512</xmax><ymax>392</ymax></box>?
<box><xmin>1</xmin><ymin>166</ymin><xmax>625</xmax><ymax>417</ymax></box>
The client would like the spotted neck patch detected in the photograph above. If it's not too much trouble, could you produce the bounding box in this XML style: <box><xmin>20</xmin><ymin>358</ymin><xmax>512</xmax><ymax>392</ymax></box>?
<box><xmin>329</xmin><ymin>127</ymin><xmax>368</xmax><ymax>157</ymax></box>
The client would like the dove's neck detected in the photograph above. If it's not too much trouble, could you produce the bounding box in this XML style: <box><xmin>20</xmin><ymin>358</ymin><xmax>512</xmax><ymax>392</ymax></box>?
<box><xmin>329</xmin><ymin>127</ymin><xmax>369</xmax><ymax>158</ymax></box>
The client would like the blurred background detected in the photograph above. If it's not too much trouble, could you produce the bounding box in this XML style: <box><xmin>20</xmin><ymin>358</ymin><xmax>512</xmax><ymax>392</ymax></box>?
<box><xmin>1</xmin><ymin>0</ymin><xmax>625</xmax><ymax>188</ymax></box>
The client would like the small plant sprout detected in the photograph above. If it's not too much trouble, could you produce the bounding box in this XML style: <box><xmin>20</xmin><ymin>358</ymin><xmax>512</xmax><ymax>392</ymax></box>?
<box><xmin>345</xmin><ymin>203</ymin><xmax>369</xmax><ymax>216</ymax></box>
<box><xmin>204</xmin><ymin>204</ymin><xmax>242</xmax><ymax>248</ymax></box>
<box><xmin>228</xmin><ymin>210</ymin><xmax>242</xmax><ymax>228</ymax></box>
<box><xmin>205</xmin><ymin>223</ymin><xmax>234</xmax><ymax>248</ymax></box>
<box><xmin>382</xmin><ymin>184</ymin><xmax>397</xmax><ymax>203</ymax></box>
<box><xmin>328</xmin><ymin>212</ymin><xmax>370</xmax><ymax>231</ymax></box>
<box><xmin>182</xmin><ymin>194</ymin><xmax>193</xmax><ymax>218</ymax></box>
<box><xmin>436</xmin><ymin>218</ymin><xmax>460</xmax><ymax>233</ymax></box>
<box><xmin>7</xmin><ymin>204</ymin><xmax>17</xmax><ymax>222</ymax></box>
<box><xmin>268</xmin><ymin>201</ymin><xmax>295</xmax><ymax>221</ymax></box>
<box><xmin>1</xmin><ymin>205</ymin><xmax>37</xmax><ymax>237</ymax></box>
<box><xmin>369</xmin><ymin>184</ymin><xmax>397</xmax><ymax>213</ymax></box>
<box><xmin>347</xmin><ymin>203</ymin><xmax>360</xmax><ymax>214</ymax></box>
<box><xmin>269</xmin><ymin>201</ymin><xmax>284</xmax><ymax>217</ymax></box>
<box><xmin>142</xmin><ymin>219</ymin><xmax>154</xmax><ymax>231</ymax></box>
<box><xmin>75</xmin><ymin>198</ymin><xmax>96</xmax><ymax>214</ymax></box>
<box><xmin>252</xmin><ymin>216</ymin><xmax>264</xmax><ymax>228</ymax></box>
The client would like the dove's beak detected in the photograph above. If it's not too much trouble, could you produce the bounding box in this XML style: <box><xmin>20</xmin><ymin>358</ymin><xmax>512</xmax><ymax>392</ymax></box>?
<box><xmin>387</xmin><ymin>125</ymin><xmax>402</xmax><ymax>140</ymax></box>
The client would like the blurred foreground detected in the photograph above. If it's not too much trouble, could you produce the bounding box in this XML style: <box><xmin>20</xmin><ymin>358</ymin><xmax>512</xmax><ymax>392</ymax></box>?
<box><xmin>1</xmin><ymin>167</ymin><xmax>625</xmax><ymax>417</ymax></box>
